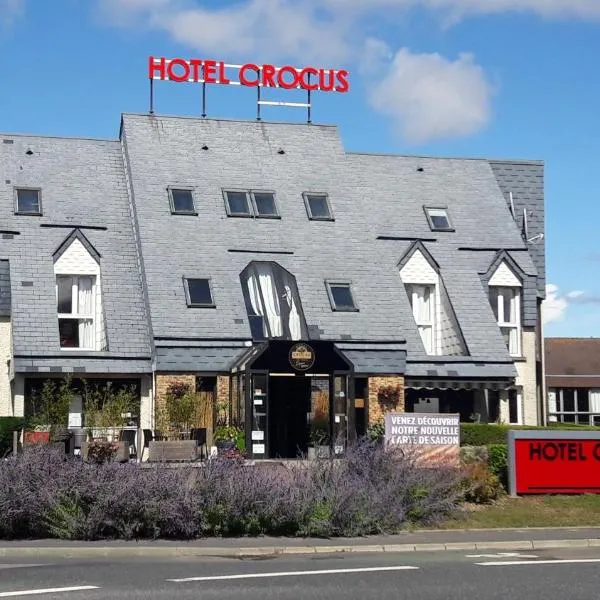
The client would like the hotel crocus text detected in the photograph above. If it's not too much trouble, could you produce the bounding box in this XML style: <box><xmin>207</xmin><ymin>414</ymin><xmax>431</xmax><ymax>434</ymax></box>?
<box><xmin>149</xmin><ymin>56</ymin><xmax>350</xmax><ymax>93</ymax></box>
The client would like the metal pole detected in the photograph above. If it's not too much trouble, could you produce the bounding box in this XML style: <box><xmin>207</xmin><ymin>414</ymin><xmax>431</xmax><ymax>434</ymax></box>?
<box><xmin>201</xmin><ymin>66</ymin><xmax>207</xmax><ymax>118</ymax></box>
<box><xmin>307</xmin><ymin>73</ymin><xmax>312</xmax><ymax>124</ymax></box>
<box><xmin>149</xmin><ymin>78</ymin><xmax>154</xmax><ymax>114</ymax></box>
<box><xmin>257</xmin><ymin>79</ymin><xmax>261</xmax><ymax>121</ymax></box>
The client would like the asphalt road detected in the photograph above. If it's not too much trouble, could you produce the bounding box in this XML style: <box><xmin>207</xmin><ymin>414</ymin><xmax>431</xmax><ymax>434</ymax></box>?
<box><xmin>2</xmin><ymin>547</ymin><xmax>600</xmax><ymax>599</ymax></box>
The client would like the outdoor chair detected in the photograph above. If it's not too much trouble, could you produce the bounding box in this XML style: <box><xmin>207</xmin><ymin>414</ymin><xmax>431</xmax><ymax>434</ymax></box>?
<box><xmin>190</xmin><ymin>428</ymin><xmax>207</xmax><ymax>460</ymax></box>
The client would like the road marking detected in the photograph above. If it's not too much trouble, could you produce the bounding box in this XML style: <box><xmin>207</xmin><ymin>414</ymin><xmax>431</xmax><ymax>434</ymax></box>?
<box><xmin>476</xmin><ymin>558</ymin><xmax>600</xmax><ymax>567</ymax></box>
<box><xmin>0</xmin><ymin>586</ymin><xmax>99</xmax><ymax>597</ymax></box>
<box><xmin>168</xmin><ymin>565</ymin><xmax>419</xmax><ymax>583</ymax></box>
<box><xmin>0</xmin><ymin>565</ymin><xmax>52</xmax><ymax>570</ymax></box>
<box><xmin>466</xmin><ymin>553</ymin><xmax>538</xmax><ymax>559</ymax></box>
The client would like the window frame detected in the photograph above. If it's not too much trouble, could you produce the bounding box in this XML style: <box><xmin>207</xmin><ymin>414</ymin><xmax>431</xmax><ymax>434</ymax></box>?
<box><xmin>423</xmin><ymin>206</ymin><xmax>454</xmax><ymax>232</ymax></box>
<box><xmin>223</xmin><ymin>189</ymin><xmax>280</xmax><ymax>219</ymax></box>
<box><xmin>168</xmin><ymin>187</ymin><xmax>197</xmax><ymax>216</ymax></box>
<box><xmin>56</xmin><ymin>274</ymin><xmax>97</xmax><ymax>351</ymax></box>
<box><xmin>14</xmin><ymin>187</ymin><xmax>42</xmax><ymax>216</ymax></box>
<box><xmin>489</xmin><ymin>285</ymin><xmax>522</xmax><ymax>357</ymax></box>
<box><xmin>183</xmin><ymin>276</ymin><xmax>216</xmax><ymax>308</ymax></box>
<box><xmin>249</xmin><ymin>190</ymin><xmax>280</xmax><ymax>219</ymax></box>
<box><xmin>406</xmin><ymin>283</ymin><xmax>436</xmax><ymax>355</ymax></box>
<box><xmin>303</xmin><ymin>192</ymin><xmax>334</xmax><ymax>221</ymax></box>
<box><xmin>325</xmin><ymin>280</ymin><xmax>359</xmax><ymax>312</ymax></box>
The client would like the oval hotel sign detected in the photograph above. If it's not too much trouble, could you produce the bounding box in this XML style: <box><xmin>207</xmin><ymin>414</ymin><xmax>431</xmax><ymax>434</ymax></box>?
<box><xmin>289</xmin><ymin>343</ymin><xmax>315</xmax><ymax>371</ymax></box>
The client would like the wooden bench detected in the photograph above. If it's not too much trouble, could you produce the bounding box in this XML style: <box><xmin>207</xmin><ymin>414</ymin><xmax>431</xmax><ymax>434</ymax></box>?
<box><xmin>147</xmin><ymin>440</ymin><xmax>198</xmax><ymax>463</ymax></box>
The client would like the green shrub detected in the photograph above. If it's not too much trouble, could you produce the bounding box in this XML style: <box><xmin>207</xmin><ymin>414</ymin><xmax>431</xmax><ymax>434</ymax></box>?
<box><xmin>487</xmin><ymin>444</ymin><xmax>508</xmax><ymax>489</ymax></box>
<box><xmin>0</xmin><ymin>418</ymin><xmax>25</xmax><ymax>458</ymax></box>
<box><xmin>367</xmin><ymin>422</ymin><xmax>385</xmax><ymax>441</ymax></box>
<box><xmin>460</xmin><ymin>423</ymin><xmax>600</xmax><ymax>446</ymax></box>
<box><xmin>460</xmin><ymin>445</ymin><xmax>489</xmax><ymax>464</ymax></box>
<box><xmin>460</xmin><ymin>461</ymin><xmax>504</xmax><ymax>504</ymax></box>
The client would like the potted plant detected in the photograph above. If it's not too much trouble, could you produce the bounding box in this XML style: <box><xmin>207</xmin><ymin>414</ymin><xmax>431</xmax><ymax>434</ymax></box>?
<box><xmin>308</xmin><ymin>420</ymin><xmax>330</xmax><ymax>459</ymax></box>
<box><xmin>24</xmin><ymin>378</ymin><xmax>72</xmax><ymax>446</ymax></box>
<box><xmin>214</xmin><ymin>425</ymin><xmax>244</xmax><ymax>454</ymax></box>
<box><xmin>377</xmin><ymin>383</ymin><xmax>402</xmax><ymax>411</ymax></box>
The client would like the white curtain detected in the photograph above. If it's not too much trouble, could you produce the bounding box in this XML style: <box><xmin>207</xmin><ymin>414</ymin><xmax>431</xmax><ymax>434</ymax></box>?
<box><xmin>246</xmin><ymin>273</ymin><xmax>268</xmax><ymax>337</ymax></box>
<box><xmin>77</xmin><ymin>277</ymin><xmax>95</xmax><ymax>349</ymax></box>
<box><xmin>284</xmin><ymin>284</ymin><xmax>302</xmax><ymax>340</ymax></box>
<box><xmin>413</xmin><ymin>286</ymin><xmax>434</xmax><ymax>354</ymax></box>
<box><xmin>590</xmin><ymin>390</ymin><xmax>600</xmax><ymax>413</ymax></box>
<box><xmin>253</xmin><ymin>264</ymin><xmax>282</xmax><ymax>338</ymax></box>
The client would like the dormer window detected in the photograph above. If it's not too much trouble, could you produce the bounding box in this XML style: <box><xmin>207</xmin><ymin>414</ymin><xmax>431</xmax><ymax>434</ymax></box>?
<box><xmin>424</xmin><ymin>207</ymin><xmax>452</xmax><ymax>231</ymax></box>
<box><xmin>15</xmin><ymin>188</ymin><xmax>42</xmax><ymax>215</ymax></box>
<box><xmin>57</xmin><ymin>275</ymin><xmax>96</xmax><ymax>349</ymax></box>
<box><xmin>489</xmin><ymin>287</ymin><xmax>521</xmax><ymax>356</ymax></box>
<box><xmin>169</xmin><ymin>188</ymin><xmax>196</xmax><ymax>215</ymax></box>
<box><xmin>406</xmin><ymin>284</ymin><xmax>435</xmax><ymax>354</ymax></box>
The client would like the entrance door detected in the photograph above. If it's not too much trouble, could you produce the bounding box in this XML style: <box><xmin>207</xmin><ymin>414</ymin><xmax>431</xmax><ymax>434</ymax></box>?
<box><xmin>268</xmin><ymin>376</ymin><xmax>311</xmax><ymax>458</ymax></box>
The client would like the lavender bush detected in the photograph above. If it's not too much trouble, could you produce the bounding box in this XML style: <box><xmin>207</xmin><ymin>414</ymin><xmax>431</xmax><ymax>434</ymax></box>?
<box><xmin>0</xmin><ymin>440</ymin><xmax>464</xmax><ymax>540</ymax></box>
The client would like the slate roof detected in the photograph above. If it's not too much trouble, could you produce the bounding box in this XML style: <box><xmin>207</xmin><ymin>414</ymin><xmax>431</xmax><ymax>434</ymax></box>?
<box><xmin>545</xmin><ymin>338</ymin><xmax>600</xmax><ymax>388</ymax></box>
<box><xmin>0</xmin><ymin>260</ymin><xmax>10</xmax><ymax>317</ymax></box>
<box><xmin>118</xmin><ymin>114</ymin><xmax>543</xmax><ymax>375</ymax></box>
<box><xmin>0</xmin><ymin>133</ymin><xmax>152</xmax><ymax>374</ymax></box>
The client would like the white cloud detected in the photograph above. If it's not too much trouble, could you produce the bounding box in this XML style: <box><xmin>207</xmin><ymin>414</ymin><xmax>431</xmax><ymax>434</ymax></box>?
<box><xmin>96</xmin><ymin>0</ymin><xmax>599</xmax><ymax>143</ymax></box>
<box><xmin>542</xmin><ymin>283</ymin><xmax>568</xmax><ymax>325</ymax></box>
<box><xmin>566</xmin><ymin>290</ymin><xmax>584</xmax><ymax>299</ymax></box>
<box><xmin>0</xmin><ymin>0</ymin><xmax>24</xmax><ymax>28</ymax></box>
<box><xmin>367</xmin><ymin>48</ymin><xmax>493</xmax><ymax>143</ymax></box>
<box><xmin>323</xmin><ymin>0</ymin><xmax>600</xmax><ymax>20</ymax></box>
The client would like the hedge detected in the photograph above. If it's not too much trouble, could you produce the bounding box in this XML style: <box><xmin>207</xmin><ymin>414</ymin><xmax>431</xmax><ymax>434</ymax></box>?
<box><xmin>460</xmin><ymin>423</ymin><xmax>599</xmax><ymax>446</ymax></box>
<box><xmin>0</xmin><ymin>418</ymin><xmax>25</xmax><ymax>458</ymax></box>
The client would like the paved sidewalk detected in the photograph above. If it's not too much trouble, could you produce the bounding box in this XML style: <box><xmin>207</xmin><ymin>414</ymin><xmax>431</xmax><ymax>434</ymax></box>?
<box><xmin>1</xmin><ymin>527</ymin><xmax>600</xmax><ymax>558</ymax></box>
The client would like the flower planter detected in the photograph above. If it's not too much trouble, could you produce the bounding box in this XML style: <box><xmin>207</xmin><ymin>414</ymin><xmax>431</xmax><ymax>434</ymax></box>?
<box><xmin>216</xmin><ymin>440</ymin><xmax>236</xmax><ymax>453</ymax></box>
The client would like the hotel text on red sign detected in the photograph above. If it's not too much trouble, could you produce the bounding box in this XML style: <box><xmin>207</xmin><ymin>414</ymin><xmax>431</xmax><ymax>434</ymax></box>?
<box><xmin>508</xmin><ymin>430</ymin><xmax>600</xmax><ymax>495</ymax></box>
<box><xmin>149</xmin><ymin>56</ymin><xmax>350</xmax><ymax>93</ymax></box>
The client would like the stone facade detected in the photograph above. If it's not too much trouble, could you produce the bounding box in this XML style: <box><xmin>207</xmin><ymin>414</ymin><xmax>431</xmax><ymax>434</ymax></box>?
<box><xmin>515</xmin><ymin>329</ymin><xmax>538</xmax><ymax>425</ymax></box>
<box><xmin>154</xmin><ymin>374</ymin><xmax>196</xmax><ymax>431</ymax></box>
<box><xmin>0</xmin><ymin>317</ymin><xmax>11</xmax><ymax>416</ymax></box>
<box><xmin>368</xmin><ymin>376</ymin><xmax>405</xmax><ymax>425</ymax></box>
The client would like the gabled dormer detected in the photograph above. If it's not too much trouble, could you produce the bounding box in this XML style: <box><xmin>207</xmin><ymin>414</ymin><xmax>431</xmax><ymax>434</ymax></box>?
<box><xmin>398</xmin><ymin>242</ymin><xmax>467</xmax><ymax>356</ymax></box>
<box><xmin>53</xmin><ymin>230</ymin><xmax>107</xmax><ymax>351</ymax></box>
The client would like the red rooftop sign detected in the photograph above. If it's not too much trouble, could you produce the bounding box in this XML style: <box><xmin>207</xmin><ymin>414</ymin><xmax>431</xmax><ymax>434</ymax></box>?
<box><xmin>508</xmin><ymin>430</ymin><xmax>600</xmax><ymax>495</ymax></box>
<box><xmin>149</xmin><ymin>56</ymin><xmax>350</xmax><ymax>93</ymax></box>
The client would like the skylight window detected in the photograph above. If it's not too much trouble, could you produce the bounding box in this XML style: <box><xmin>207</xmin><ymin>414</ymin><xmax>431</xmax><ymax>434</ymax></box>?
<box><xmin>15</xmin><ymin>188</ymin><xmax>41</xmax><ymax>215</ymax></box>
<box><xmin>184</xmin><ymin>278</ymin><xmax>215</xmax><ymax>307</ymax></box>
<box><xmin>304</xmin><ymin>193</ymin><xmax>333</xmax><ymax>220</ymax></box>
<box><xmin>224</xmin><ymin>190</ymin><xmax>279</xmax><ymax>218</ymax></box>
<box><xmin>424</xmin><ymin>207</ymin><xmax>453</xmax><ymax>231</ymax></box>
<box><xmin>252</xmin><ymin>192</ymin><xmax>278</xmax><ymax>217</ymax></box>
<box><xmin>326</xmin><ymin>282</ymin><xmax>358</xmax><ymax>312</ymax></box>
<box><xmin>169</xmin><ymin>188</ymin><xmax>196</xmax><ymax>214</ymax></box>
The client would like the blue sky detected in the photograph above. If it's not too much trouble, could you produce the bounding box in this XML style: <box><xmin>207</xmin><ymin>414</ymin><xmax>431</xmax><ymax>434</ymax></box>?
<box><xmin>1</xmin><ymin>0</ymin><xmax>599</xmax><ymax>337</ymax></box>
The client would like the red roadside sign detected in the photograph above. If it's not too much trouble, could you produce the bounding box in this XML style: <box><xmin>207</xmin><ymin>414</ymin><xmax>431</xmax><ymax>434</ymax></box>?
<box><xmin>508</xmin><ymin>430</ymin><xmax>600</xmax><ymax>495</ymax></box>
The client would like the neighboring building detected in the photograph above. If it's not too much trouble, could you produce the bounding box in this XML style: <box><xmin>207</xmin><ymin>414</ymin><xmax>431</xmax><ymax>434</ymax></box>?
<box><xmin>545</xmin><ymin>338</ymin><xmax>600</xmax><ymax>425</ymax></box>
<box><xmin>0</xmin><ymin>113</ymin><xmax>546</xmax><ymax>458</ymax></box>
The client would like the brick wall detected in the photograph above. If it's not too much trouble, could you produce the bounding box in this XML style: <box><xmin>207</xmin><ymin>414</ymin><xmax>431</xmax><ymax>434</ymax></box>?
<box><xmin>0</xmin><ymin>317</ymin><xmax>11</xmax><ymax>416</ymax></box>
<box><xmin>368</xmin><ymin>376</ymin><xmax>405</xmax><ymax>425</ymax></box>
<box><xmin>216</xmin><ymin>376</ymin><xmax>230</xmax><ymax>424</ymax></box>
<box><xmin>154</xmin><ymin>374</ymin><xmax>196</xmax><ymax>430</ymax></box>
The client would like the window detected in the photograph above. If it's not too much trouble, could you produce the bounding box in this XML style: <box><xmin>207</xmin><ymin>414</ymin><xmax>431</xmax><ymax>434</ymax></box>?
<box><xmin>184</xmin><ymin>278</ymin><xmax>215</xmax><ymax>307</ymax></box>
<box><xmin>424</xmin><ymin>207</ymin><xmax>452</xmax><ymax>231</ymax></box>
<box><xmin>240</xmin><ymin>262</ymin><xmax>306</xmax><ymax>340</ymax></box>
<box><xmin>15</xmin><ymin>188</ymin><xmax>41</xmax><ymax>215</ymax></box>
<box><xmin>56</xmin><ymin>275</ymin><xmax>96</xmax><ymax>349</ymax></box>
<box><xmin>224</xmin><ymin>190</ymin><xmax>279</xmax><ymax>218</ymax></box>
<box><xmin>406</xmin><ymin>284</ymin><xmax>435</xmax><ymax>354</ymax></box>
<box><xmin>550</xmin><ymin>388</ymin><xmax>599</xmax><ymax>425</ymax></box>
<box><xmin>508</xmin><ymin>389</ymin><xmax>521</xmax><ymax>424</ymax></box>
<box><xmin>168</xmin><ymin>188</ymin><xmax>196</xmax><ymax>214</ymax></box>
<box><xmin>252</xmin><ymin>192</ymin><xmax>278</xmax><ymax>217</ymax></box>
<box><xmin>326</xmin><ymin>282</ymin><xmax>358</xmax><ymax>311</ymax></box>
<box><xmin>304</xmin><ymin>193</ymin><xmax>333</xmax><ymax>220</ymax></box>
<box><xmin>489</xmin><ymin>286</ymin><xmax>521</xmax><ymax>356</ymax></box>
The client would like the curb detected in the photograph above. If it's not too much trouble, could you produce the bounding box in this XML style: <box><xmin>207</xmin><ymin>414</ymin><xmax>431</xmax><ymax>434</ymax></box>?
<box><xmin>0</xmin><ymin>539</ymin><xmax>598</xmax><ymax>558</ymax></box>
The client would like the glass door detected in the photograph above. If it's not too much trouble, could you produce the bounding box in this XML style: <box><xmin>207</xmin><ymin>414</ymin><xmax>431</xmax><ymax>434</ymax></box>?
<box><xmin>332</xmin><ymin>375</ymin><xmax>348</xmax><ymax>455</ymax></box>
<box><xmin>250</xmin><ymin>373</ymin><xmax>268</xmax><ymax>458</ymax></box>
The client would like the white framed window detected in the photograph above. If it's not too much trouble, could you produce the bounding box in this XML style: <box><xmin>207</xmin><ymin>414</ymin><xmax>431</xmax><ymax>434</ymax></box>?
<box><xmin>406</xmin><ymin>284</ymin><xmax>435</xmax><ymax>354</ymax></box>
<box><xmin>56</xmin><ymin>275</ymin><xmax>96</xmax><ymax>350</ymax></box>
<box><xmin>489</xmin><ymin>286</ymin><xmax>521</xmax><ymax>356</ymax></box>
